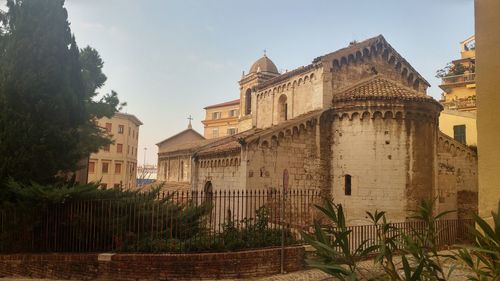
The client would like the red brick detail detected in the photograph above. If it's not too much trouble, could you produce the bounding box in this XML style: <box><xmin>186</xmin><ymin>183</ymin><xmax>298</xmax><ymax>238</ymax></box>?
<box><xmin>0</xmin><ymin>246</ymin><xmax>304</xmax><ymax>280</ymax></box>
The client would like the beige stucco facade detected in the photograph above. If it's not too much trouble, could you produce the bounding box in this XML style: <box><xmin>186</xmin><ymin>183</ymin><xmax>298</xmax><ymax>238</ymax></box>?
<box><xmin>202</xmin><ymin>100</ymin><xmax>240</xmax><ymax>139</ymax></box>
<box><xmin>476</xmin><ymin>0</ymin><xmax>500</xmax><ymax>223</ymax></box>
<box><xmin>438</xmin><ymin>36</ymin><xmax>478</xmax><ymax>148</ymax></box>
<box><xmin>439</xmin><ymin>110</ymin><xmax>477</xmax><ymax>146</ymax></box>
<box><xmin>157</xmin><ymin>35</ymin><xmax>478</xmax><ymax>224</ymax></box>
<box><xmin>87</xmin><ymin>112</ymin><xmax>142</xmax><ymax>189</ymax></box>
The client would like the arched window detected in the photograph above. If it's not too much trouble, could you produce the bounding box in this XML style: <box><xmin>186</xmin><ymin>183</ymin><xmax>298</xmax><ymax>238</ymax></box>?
<box><xmin>344</xmin><ymin>174</ymin><xmax>352</xmax><ymax>196</ymax></box>
<box><xmin>204</xmin><ymin>181</ymin><xmax>213</xmax><ymax>203</ymax></box>
<box><xmin>278</xmin><ymin>94</ymin><xmax>288</xmax><ymax>122</ymax></box>
<box><xmin>245</xmin><ymin>88</ymin><xmax>252</xmax><ymax>115</ymax></box>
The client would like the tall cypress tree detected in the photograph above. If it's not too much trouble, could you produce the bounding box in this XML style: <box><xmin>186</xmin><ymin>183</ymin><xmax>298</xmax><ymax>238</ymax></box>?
<box><xmin>0</xmin><ymin>0</ymin><xmax>120</xmax><ymax>184</ymax></box>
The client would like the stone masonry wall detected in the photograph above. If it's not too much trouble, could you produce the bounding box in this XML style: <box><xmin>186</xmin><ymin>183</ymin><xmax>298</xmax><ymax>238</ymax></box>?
<box><xmin>196</xmin><ymin>154</ymin><xmax>242</xmax><ymax>191</ymax></box>
<box><xmin>331</xmin><ymin>110</ymin><xmax>409</xmax><ymax>225</ymax></box>
<box><xmin>157</xmin><ymin>155</ymin><xmax>191</xmax><ymax>183</ymax></box>
<box><xmin>255</xmin><ymin>69</ymin><xmax>323</xmax><ymax>129</ymax></box>
<box><xmin>325</xmin><ymin>50</ymin><xmax>428</xmax><ymax>97</ymax></box>
<box><xmin>437</xmin><ymin>133</ymin><xmax>478</xmax><ymax>219</ymax></box>
<box><xmin>330</xmin><ymin>106</ymin><xmax>438</xmax><ymax>225</ymax></box>
<box><xmin>245</xmin><ymin>122</ymin><xmax>322</xmax><ymax>192</ymax></box>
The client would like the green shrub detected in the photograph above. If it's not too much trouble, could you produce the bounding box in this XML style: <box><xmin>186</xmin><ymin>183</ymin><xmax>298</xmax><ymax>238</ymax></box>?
<box><xmin>121</xmin><ymin>206</ymin><xmax>296</xmax><ymax>253</ymax></box>
<box><xmin>302</xmin><ymin>199</ymin><xmax>467</xmax><ymax>281</ymax></box>
<box><xmin>301</xmin><ymin>200</ymin><xmax>377</xmax><ymax>280</ymax></box>
<box><xmin>456</xmin><ymin>202</ymin><xmax>500</xmax><ymax>281</ymax></box>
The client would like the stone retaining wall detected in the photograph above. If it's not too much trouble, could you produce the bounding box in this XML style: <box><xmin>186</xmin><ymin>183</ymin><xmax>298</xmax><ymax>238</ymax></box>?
<box><xmin>0</xmin><ymin>246</ymin><xmax>304</xmax><ymax>280</ymax></box>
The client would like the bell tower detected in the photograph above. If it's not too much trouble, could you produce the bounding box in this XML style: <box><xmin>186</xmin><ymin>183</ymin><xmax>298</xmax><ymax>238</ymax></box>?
<box><xmin>238</xmin><ymin>53</ymin><xmax>280</xmax><ymax>132</ymax></box>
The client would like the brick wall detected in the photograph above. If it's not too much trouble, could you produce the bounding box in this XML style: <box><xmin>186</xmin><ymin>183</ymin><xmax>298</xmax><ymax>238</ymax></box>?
<box><xmin>0</xmin><ymin>246</ymin><xmax>304</xmax><ymax>280</ymax></box>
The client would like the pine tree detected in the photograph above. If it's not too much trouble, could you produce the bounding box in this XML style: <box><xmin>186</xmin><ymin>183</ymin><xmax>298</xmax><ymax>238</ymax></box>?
<box><xmin>0</xmin><ymin>0</ymin><xmax>121</xmax><ymax>184</ymax></box>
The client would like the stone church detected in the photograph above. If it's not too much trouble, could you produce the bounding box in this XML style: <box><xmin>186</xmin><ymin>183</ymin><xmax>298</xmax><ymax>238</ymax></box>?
<box><xmin>156</xmin><ymin>35</ymin><xmax>477</xmax><ymax>224</ymax></box>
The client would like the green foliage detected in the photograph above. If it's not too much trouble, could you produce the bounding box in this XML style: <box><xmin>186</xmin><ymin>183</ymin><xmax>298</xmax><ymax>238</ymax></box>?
<box><xmin>78</xmin><ymin>46</ymin><xmax>126</xmax><ymax>155</ymax></box>
<box><xmin>124</xmin><ymin>206</ymin><xmax>296</xmax><ymax>253</ymax></box>
<box><xmin>456</xmin><ymin>201</ymin><xmax>500</xmax><ymax>281</ymax></box>
<box><xmin>301</xmin><ymin>200</ymin><xmax>378</xmax><ymax>280</ymax></box>
<box><xmin>435</xmin><ymin>62</ymin><xmax>475</xmax><ymax>79</ymax></box>
<box><xmin>0</xmin><ymin>181</ymin><xmax>210</xmax><ymax>253</ymax></box>
<box><xmin>0</xmin><ymin>0</ymin><xmax>123</xmax><ymax>184</ymax></box>
<box><xmin>302</xmin><ymin>199</ymin><xmax>467</xmax><ymax>281</ymax></box>
<box><xmin>398</xmin><ymin>200</ymin><xmax>457</xmax><ymax>281</ymax></box>
<box><xmin>367</xmin><ymin>210</ymin><xmax>401</xmax><ymax>280</ymax></box>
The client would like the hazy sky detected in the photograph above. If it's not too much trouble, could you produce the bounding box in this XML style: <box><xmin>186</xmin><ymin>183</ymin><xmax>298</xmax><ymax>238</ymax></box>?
<box><xmin>13</xmin><ymin>0</ymin><xmax>478</xmax><ymax>165</ymax></box>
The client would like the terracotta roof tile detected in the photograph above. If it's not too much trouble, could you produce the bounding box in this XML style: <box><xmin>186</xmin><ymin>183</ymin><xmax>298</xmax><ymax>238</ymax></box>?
<box><xmin>204</xmin><ymin>99</ymin><xmax>240</xmax><ymax>109</ymax></box>
<box><xmin>333</xmin><ymin>75</ymin><xmax>437</xmax><ymax>103</ymax></box>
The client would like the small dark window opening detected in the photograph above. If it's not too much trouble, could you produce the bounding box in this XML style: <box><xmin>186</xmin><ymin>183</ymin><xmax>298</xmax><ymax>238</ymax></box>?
<box><xmin>453</xmin><ymin>124</ymin><xmax>466</xmax><ymax>144</ymax></box>
<box><xmin>245</xmin><ymin>89</ymin><xmax>252</xmax><ymax>115</ymax></box>
<box><xmin>345</xmin><ymin>174</ymin><xmax>352</xmax><ymax>196</ymax></box>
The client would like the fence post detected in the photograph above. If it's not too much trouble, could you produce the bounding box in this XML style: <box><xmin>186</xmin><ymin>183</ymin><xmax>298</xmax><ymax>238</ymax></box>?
<box><xmin>280</xmin><ymin>188</ymin><xmax>286</xmax><ymax>274</ymax></box>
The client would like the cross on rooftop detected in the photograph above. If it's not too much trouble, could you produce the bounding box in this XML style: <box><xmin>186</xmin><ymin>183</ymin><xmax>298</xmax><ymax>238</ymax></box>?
<box><xmin>187</xmin><ymin>115</ymin><xmax>193</xmax><ymax>129</ymax></box>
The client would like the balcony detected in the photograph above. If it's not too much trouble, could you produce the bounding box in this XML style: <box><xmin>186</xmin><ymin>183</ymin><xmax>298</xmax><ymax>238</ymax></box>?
<box><xmin>441</xmin><ymin>73</ymin><xmax>475</xmax><ymax>85</ymax></box>
<box><xmin>441</xmin><ymin>98</ymin><xmax>477</xmax><ymax>111</ymax></box>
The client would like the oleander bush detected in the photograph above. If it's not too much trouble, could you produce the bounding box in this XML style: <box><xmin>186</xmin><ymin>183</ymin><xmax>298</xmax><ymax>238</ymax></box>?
<box><xmin>302</xmin><ymin>199</ymin><xmax>499</xmax><ymax>281</ymax></box>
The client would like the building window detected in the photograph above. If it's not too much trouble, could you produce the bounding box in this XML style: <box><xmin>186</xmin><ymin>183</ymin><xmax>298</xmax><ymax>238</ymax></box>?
<box><xmin>88</xmin><ymin>162</ymin><xmax>95</xmax><ymax>173</ymax></box>
<box><xmin>115</xmin><ymin>163</ymin><xmax>122</xmax><ymax>174</ymax></box>
<box><xmin>278</xmin><ymin>94</ymin><xmax>288</xmax><ymax>122</ymax></box>
<box><xmin>113</xmin><ymin>183</ymin><xmax>121</xmax><ymax>189</ymax></box>
<box><xmin>102</xmin><ymin>162</ymin><xmax>109</xmax><ymax>173</ymax></box>
<box><xmin>100</xmin><ymin>183</ymin><xmax>107</xmax><ymax>189</ymax></box>
<box><xmin>453</xmin><ymin>125</ymin><xmax>466</xmax><ymax>144</ymax></box>
<box><xmin>128</xmin><ymin>127</ymin><xmax>131</xmax><ymax>136</ymax></box>
<box><xmin>245</xmin><ymin>89</ymin><xmax>252</xmax><ymax>115</ymax></box>
<box><xmin>103</xmin><ymin>144</ymin><xmax>110</xmax><ymax>152</ymax></box>
<box><xmin>212</xmin><ymin>128</ymin><xmax>219</xmax><ymax>138</ymax></box>
<box><xmin>227</xmin><ymin>128</ymin><xmax>238</xmax><ymax>135</ymax></box>
<box><xmin>128</xmin><ymin>145</ymin><xmax>130</xmax><ymax>154</ymax></box>
<box><xmin>105</xmin><ymin>123</ymin><xmax>112</xmax><ymax>133</ymax></box>
<box><xmin>228</xmin><ymin>109</ymin><xmax>239</xmax><ymax>117</ymax></box>
<box><xmin>117</xmin><ymin>143</ymin><xmax>123</xmax><ymax>153</ymax></box>
<box><xmin>204</xmin><ymin>181</ymin><xmax>213</xmax><ymax>203</ymax></box>
<box><xmin>212</xmin><ymin>112</ymin><xmax>221</xmax><ymax>120</ymax></box>
<box><xmin>344</xmin><ymin>174</ymin><xmax>352</xmax><ymax>196</ymax></box>
<box><xmin>118</xmin><ymin>125</ymin><xmax>124</xmax><ymax>134</ymax></box>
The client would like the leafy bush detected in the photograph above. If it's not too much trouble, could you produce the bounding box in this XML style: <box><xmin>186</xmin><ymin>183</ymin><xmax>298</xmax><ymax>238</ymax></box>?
<box><xmin>0</xmin><ymin>181</ymin><xmax>210</xmax><ymax>253</ymax></box>
<box><xmin>456</xmin><ymin>202</ymin><xmax>500</xmax><ymax>281</ymax></box>
<box><xmin>301</xmin><ymin>200</ymin><xmax>377</xmax><ymax>280</ymax></box>
<box><xmin>398</xmin><ymin>200</ymin><xmax>456</xmax><ymax>281</ymax></box>
<box><xmin>301</xmin><ymin>199</ymin><xmax>490</xmax><ymax>281</ymax></box>
<box><xmin>125</xmin><ymin>206</ymin><xmax>296</xmax><ymax>253</ymax></box>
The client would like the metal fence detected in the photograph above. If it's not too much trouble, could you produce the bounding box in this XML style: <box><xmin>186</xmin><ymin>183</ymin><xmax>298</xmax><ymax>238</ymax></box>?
<box><xmin>0</xmin><ymin>189</ymin><xmax>474</xmax><ymax>254</ymax></box>
<box><xmin>0</xmin><ymin>189</ymin><xmax>322</xmax><ymax>253</ymax></box>
<box><xmin>340</xmin><ymin>219</ymin><xmax>474</xmax><ymax>254</ymax></box>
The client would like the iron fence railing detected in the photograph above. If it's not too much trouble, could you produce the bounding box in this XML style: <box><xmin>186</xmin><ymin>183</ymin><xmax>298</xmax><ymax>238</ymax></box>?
<box><xmin>330</xmin><ymin>219</ymin><xmax>474</xmax><ymax>254</ymax></box>
<box><xmin>0</xmin><ymin>189</ymin><xmax>474</xmax><ymax>254</ymax></box>
<box><xmin>0</xmin><ymin>189</ymin><xmax>321</xmax><ymax>253</ymax></box>
<box><xmin>441</xmin><ymin>73</ymin><xmax>475</xmax><ymax>85</ymax></box>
